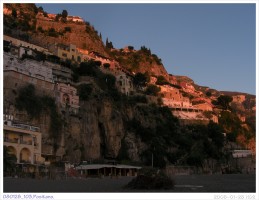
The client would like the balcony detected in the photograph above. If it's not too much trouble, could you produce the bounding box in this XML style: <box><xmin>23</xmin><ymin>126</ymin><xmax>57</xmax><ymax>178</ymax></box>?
<box><xmin>9</xmin><ymin>121</ymin><xmax>40</xmax><ymax>132</ymax></box>
<box><xmin>20</xmin><ymin>140</ymin><xmax>33</xmax><ymax>145</ymax></box>
<box><xmin>4</xmin><ymin>137</ymin><xmax>18</xmax><ymax>143</ymax></box>
<box><xmin>4</xmin><ymin>138</ymin><xmax>34</xmax><ymax>146</ymax></box>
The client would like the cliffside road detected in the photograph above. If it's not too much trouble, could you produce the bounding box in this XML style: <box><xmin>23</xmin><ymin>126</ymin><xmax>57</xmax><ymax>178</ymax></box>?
<box><xmin>4</xmin><ymin>174</ymin><xmax>255</xmax><ymax>192</ymax></box>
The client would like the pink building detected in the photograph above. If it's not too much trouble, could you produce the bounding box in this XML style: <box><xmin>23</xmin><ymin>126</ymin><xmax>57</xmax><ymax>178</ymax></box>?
<box><xmin>55</xmin><ymin>83</ymin><xmax>80</xmax><ymax>114</ymax></box>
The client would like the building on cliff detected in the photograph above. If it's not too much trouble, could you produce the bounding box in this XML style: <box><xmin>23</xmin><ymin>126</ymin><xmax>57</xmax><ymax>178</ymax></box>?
<box><xmin>55</xmin><ymin>43</ymin><xmax>83</xmax><ymax>63</ymax></box>
<box><xmin>4</xmin><ymin>35</ymin><xmax>52</xmax><ymax>55</ymax></box>
<box><xmin>44</xmin><ymin>61</ymin><xmax>73</xmax><ymax>84</ymax></box>
<box><xmin>4</xmin><ymin>52</ymin><xmax>55</xmax><ymax>98</ymax></box>
<box><xmin>115</xmin><ymin>72</ymin><xmax>134</xmax><ymax>96</ymax></box>
<box><xmin>55</xmin><ymin>83</ymin><xmax>80</xmax><ymax>114</ymax></box>
<box><xmin>67</xmin><ymin>15</ymin><xmax>84</xmax><ymax>23</ymax></box>
<box><xmin>3</xmin><ymin>115</ymin><xmax>45</xmax><ymax>165</ymax></box>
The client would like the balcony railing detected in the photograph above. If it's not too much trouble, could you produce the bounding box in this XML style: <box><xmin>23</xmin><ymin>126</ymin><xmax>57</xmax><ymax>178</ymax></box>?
<box><xmin>20</xmin><ymin>140</ymin><xmax>32</xmax><ymax>145</ymax></box>
<box><xmin>10</xmin><ymin>122</ymin><xmax>40</xmax><ymax>132</ymax></box>
<box><xmin>4</xmin><ymin>138</ymin><xmax>18</xmax><ymax>143</ymax></box>
<box><xmin>4</xmin><ymin>138</ymin><xmax>35</xmax><ymax>146</ymax></box>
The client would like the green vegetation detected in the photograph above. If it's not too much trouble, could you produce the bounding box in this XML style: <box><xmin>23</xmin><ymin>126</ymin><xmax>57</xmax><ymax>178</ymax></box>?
<box><xmin>108</xmin><ymin>45</ymin><xmax>163</xmax><ymax>72</ymax></box>
<box><xmin>47</xmin><ymin>28</ymin><xmax>59</xmax><ymax>37</ymax></box>
<box><xmin>4</xmin><ymin>5</ymin><xmax>38</xmax><ymax>32</ymax></box>
<box><xmin>78</xmin><ymin>84</ymin><xmax>93</xmax><ymax>101</ymax></box>
<box><xmin>15</xmin><ymin>84</ymin><xmax>43</xmax><ymax>117</ymax></box>
<box><xmin>64</xmin><ymin>26</ymin><xmax>72</xmax><ymax>33</ymax></box>
<box><xmin>145</xmin><ymin>84</ymin><xmax>161</xmax><ymax>96</ymax></box>
<box><xmin>206</xmin><ymin>91</ymin><xmax>212</xmax><ymax>97</ymax></box>
<box><xmin>156</xmin><ymin>75</ymin><xmax>169</xmax><ymax>85</ymax></box>
<box><xmin>15</xmin><ymin>84</ymin><xmax>62</xmax><ymax>140</ymax></box>
<box><xmin>4</xmin><ymin>146</ymin><xmax>17</xmax><ymax>176</ymax></box>
<box><xmin>62</xmin><ymin>10</ymin><xmax>68</xmax><ymax>19</ymax></box>
<box><xmin>106</xmin><ymin>38</ymin><xmax>114</xmax><ymax>49</ymax></box>
<box><xmin>127</xmin><ymin>105</ymin><xmax>179</xmax><ymax>168</ymax></box>
<box><xmin>77</xmin><ymin>60</ymin><xmax>99</xmax><ymax>77</ymax></box>
<box><xmin>103</xmin><ymin>63</ymin><xmax>110</xmax><ymax>69</ymax></box>
<box><xmin>212</xmin><ymin>95</ymin><xmax>233</xmax><ymax>110</ymax></box>
<box><xmin>133</xmin><ymin>72</ymin><xmax>150</xmax><ymax>89</ymax></box>
<box><xmin>171</xmin><ymin>122</ymin><xmax>225</xmax><ymax>167</ymax></box>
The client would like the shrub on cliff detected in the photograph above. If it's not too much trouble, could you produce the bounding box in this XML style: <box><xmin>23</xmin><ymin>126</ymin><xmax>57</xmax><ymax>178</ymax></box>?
<box><xmin>78</xmin><ymin>84</ymin><xmax>93</xmax><ymax>101</ymax></box>
<box><xmin>145</xmin><ymin>84</ymin><xmax>161</xmax><ymax>96</ymax></box>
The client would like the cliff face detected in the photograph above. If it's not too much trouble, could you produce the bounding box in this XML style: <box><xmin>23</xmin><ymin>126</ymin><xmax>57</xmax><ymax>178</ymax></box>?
<box><xmin>3</xmin><ymin>3</ymin><xmax>256</xmax><ymax>165</ymax></box>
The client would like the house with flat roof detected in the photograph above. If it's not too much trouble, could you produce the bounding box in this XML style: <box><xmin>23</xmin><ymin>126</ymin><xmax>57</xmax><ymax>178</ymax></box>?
<box><xmin>55</xmin><ymin>43</ymin><xmax>83</xmax><ymax>63</ymax></box>
<box><xmin>3</xmin><ymin>115</ymin><xmax>44</xmax><ymax>165</ymax></box>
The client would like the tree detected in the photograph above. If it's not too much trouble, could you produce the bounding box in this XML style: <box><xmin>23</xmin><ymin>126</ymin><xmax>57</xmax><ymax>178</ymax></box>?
<box><xmin>64</xmin><ymin>26</ymin><xmax>71</xmax><ymax>32</ymax></box>
<box><xmin>62</xmin><ymin>10</ymin><xmax>68</xmax><ymax>19</ymax></box>
<box><xmin>145</xmin><ymin>84</ymin><xmax>161</xmax><ymax>96</ymax></box>
<box><xmin>12</xmin><ymin>9</ymin><xmax>17</xmax><ymax>18</ymax></box>
<box><xmin>156</xmin><ymin>76</ymin><xmax>168</xmax><ymax>85</ymax></box>
<box><xmin>128</xmin><ymin>46</ymin><xmax>134</xmax><ymax>51</ymax></box>
<box><xmin>48</xmin><ymin>28</ymin><xmax>58</xmax><ymax>37</ymax></box>
<box><xmin>207</xmin><ymin>121</ymin><xmax>224</xmax><ymax>149</ymax></box>
<box><xmin>38</xmin><ymin>6</ymin><xmax>44</xmax><ymax>12</ymax></box>
<box><xmin>140</xmin><ymin>46</ymin><xmax>151</xmax><ymax>55</ymax></box>
<box><xmin>15</xmin><ymin>84</ymin><xmax>43</xmax><ymax>118</ymax></box>
<box><xmin>206</xmin><ymin>91</ymin><xmax>212</xmax><ymax>97</ymax></box>
<box><xmin>215</xmin><ymin>95</ymin><xmax>233</xmax><ymax>110</ymax></box>
<box><xmin>35</xmin><ymin>51</ymin><xmax>46</xmax><ymax>62</ymax></box>
<box><xmin>103</xmin><ymin>63</ymin><xmax>110</xmax><ymax>69</ymax></box>
<box><xmin>133</xmin><ymin>72</ymin><xmax>150</xmax><ymax>89</ymax></box>
<box><xmin>78</xmin><ymin>61</ymin><xmax>98</xmax><ymax>76</ymax></box>
<box><xmin>106</xmin><ymin>38</ymin><xmax>114</xmax><ymax>49</ymax></box>
<box><xmin>78</xmin><ymin>84</ymin><xmax>93</xmax><ymax>101</ymax></box>
<box><xmin>55</xmin><ymin>14</ymin><xmax>61</xmax><ymax>21</ymax></box>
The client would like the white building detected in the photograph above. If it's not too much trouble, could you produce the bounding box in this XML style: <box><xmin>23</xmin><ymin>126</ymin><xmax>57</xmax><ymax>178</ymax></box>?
<box><xmin>4</xmin><ymin>53</ymin><xmax>53</xmax><ymax>83</ymax></box>
<box><xmin>116</xmin><ymin>72</ymin><xmax>134</xmax><ymax>95</ymax></box>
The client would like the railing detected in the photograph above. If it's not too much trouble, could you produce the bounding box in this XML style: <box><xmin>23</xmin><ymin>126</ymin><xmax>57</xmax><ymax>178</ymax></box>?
<box><xmin>4</xmin><ymin>138</ymin><xmax>18</xmax><ymax>143</ymax></box>
<box><xmin>11</xmin><ymin>122</ymin><xmax>40</xmax><ymax>132</ymax></box>
<box><xmin>20</xmin><ymin>140</ymin><xmax>32</xmax><ymax>145</ymax></box>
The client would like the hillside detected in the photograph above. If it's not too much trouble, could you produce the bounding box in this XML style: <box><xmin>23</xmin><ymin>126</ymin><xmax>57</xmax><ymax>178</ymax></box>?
<box><xmin>3</xmin><ymin>3</ymin><xmax>256</xmax><ymax>171</ymax></box>
<box><xmin>108</xmin><ymin>46</ymin><xmax>169</xmax><ymax>79</ymax></box>
<box><xmin>4</xmin><ymin>3</ymin><xmax>107</xmax><ymax>56</ymax></box>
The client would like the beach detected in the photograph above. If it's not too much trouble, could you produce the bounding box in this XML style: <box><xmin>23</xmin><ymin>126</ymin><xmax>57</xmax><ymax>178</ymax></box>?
<box><xmin>4</xmin><ymin>174</ymin><xmax>256</xmax><ymax>193</ymax></box>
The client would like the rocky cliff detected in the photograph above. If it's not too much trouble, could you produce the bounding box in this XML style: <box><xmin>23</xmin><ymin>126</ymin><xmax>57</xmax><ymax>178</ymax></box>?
<box><xmin>3</xmin><ymin>3</ymin><xmax>256</xmax><ymax>167</ymax></box>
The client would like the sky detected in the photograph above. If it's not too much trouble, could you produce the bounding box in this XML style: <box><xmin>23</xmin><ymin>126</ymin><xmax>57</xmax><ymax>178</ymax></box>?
<box><xmin>36</xmin><ymin>3</ymin><xmax>256</xmax><ymax>95</ymax></box>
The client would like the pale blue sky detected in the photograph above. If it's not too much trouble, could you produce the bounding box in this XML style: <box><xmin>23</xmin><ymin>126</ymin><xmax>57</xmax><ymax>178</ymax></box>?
<box><xmin>37</xmin><ymin>3</ymin><xmax>256</xmax><ymax>95</ymax></box>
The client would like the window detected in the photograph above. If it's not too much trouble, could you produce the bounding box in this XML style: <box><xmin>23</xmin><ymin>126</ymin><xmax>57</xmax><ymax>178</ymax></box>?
<box><xmin>62</xmin><ymin>53</ymin><xmax>67</xmax><ymax>57</ymax></box>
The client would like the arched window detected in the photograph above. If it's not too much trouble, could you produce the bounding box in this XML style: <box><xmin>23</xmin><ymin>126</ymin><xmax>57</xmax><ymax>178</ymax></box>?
<box><xmin>20</xmin><ymin>148</ymin><xmax>31</xmax><ymax>163</ymax></box>
<box><xmin>63</xmin><ymin>93</ymin><xmax>70</xmax><ymax>105</ymax></box>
